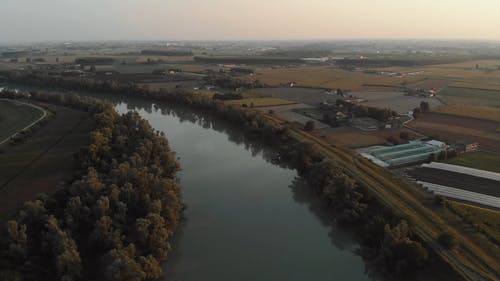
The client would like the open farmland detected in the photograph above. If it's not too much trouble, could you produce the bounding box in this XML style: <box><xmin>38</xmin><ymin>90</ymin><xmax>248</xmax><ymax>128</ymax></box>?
<box><xmin>408</xmin><ymin>167</ymin><xmax>500</xmax><ymax>197</ymax></box>
<box><xmin>0</xmin><ymin>99</ymin><xmax>45</xmax><ymax>142</ymax></box>
<box><xmin>245</xmin><ymin>66</ymin><xmax>423</xmax><ymax>90</ymax></box>
<box><xmin>439</xmin><ymin>87</ymin><xmax>500</xmax><ymax>108</ymax></box>
<box><xmin>433</xmin><ymin>105</ymin><xmax>500</xmax><ymax>122</ymax></box>
<box><xmin>0</xmin><ymin>103</ymin><xmax>93</xmax><ymax>219</ymax></box>
<box><xmin>313</xmin><ymin>126</ymin><xmax>388</xmax><ymax>148</ymax></box>
<box><xmin>444</xmin><ymin>152</ymin><xmax>500</xmax><ymax>173</ymax></box>
<box><xmin>224</xmin><ymin>97</ymin><xmax>297</xmax><ymax>107</ymax></box>
<box><xmin>377</xmin><ymin>60</ymin><xmax>500</xmax><ymax>91</ymax></box>
<box><xmin>352</xmin><ymin>91</ymin><xmax>443</xmax><ymax>113</ymax></box>
<box><xmin>257</xmin><ymin>87</ymin><xmax>335</xmax><ymax>105</ymax></box>
<box><xmin>407</xmin><ymin>113</ymin><xmax>500</xmax><ymax>152</ymax></box>
<box><xmin>257</xmin><ymin>103</ymin><xmax>329</xmax><ymax>129</ymax></box>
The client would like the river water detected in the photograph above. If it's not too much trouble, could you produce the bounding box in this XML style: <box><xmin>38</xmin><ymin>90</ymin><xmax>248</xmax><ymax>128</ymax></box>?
<box><xmin>114</xmin><ymin>99</ymin><xmax>377</xmax><ymax>281</ymax></box>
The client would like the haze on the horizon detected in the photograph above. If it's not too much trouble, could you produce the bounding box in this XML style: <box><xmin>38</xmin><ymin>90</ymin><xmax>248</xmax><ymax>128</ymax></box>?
<box><xmin>1</xmin><ymin>0</ymin><xmax>500</xmax><ymax>43</ymax></box>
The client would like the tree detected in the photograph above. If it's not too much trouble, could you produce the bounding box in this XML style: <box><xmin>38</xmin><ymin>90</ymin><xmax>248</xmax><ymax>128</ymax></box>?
<box><xmin>420</xmin><ymin>101</ymin><xmax>430</xmax><ymax>113</ymax></box>
<box><xmin>412</xmin><ymin>107</ymin><xmax>421</xmax><ymax>118</ymax></box>
<box><xmin>399</xmin><ymin>131</ymin><xmax>410</xmax><ymax>140</ymax></box>
<box><xmin>376</xmin><ymin>220</ymin><xmax>428</xmax><ymax>276</ymax></box>
<box><xmin>304</xmin><ymin>121</ymin><xmax>315</xmax><ymax>131</ymax></box>
<box><xmin>438</xmin><ymin>231</ymin><xmax>458</xmax><ymax>250</ymax></box>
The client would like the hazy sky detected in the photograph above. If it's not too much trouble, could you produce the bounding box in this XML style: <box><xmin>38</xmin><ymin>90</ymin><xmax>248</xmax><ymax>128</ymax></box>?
<box><xmin>1</xmin><ymin>0</ymin><xmax>500</xmax><ymax>42</ymax></box>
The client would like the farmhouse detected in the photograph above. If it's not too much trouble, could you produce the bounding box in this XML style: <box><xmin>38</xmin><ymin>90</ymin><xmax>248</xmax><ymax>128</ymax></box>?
<box><xmin>453</xmin><ymin>140</ymin><xmax>479</xmax><ymax>153</ymax></box>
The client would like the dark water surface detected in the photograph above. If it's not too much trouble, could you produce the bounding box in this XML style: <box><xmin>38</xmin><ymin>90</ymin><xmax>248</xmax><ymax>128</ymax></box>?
<box><xmin>114</xmin><ymin>101</ymin><xmax>376</xmax><ymax>281</ymax></box>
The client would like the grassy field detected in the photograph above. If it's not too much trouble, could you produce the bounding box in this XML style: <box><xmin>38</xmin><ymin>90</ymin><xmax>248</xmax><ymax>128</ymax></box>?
<box><xmin>446</xmin><ymin>201</ymin><xmax>500</xmax><ymax>251</ymax></box>
<box><xmin>245</xmin><ymin>66</ymin><xmax>422</xmax><ymax>90</ymax></box>
<box><xmin>224</xmin><ymin>97</ymin><xmax>297</xmax><ymax>107</ymax></box>
<box><xmin>0</xmin><ymin>99</ymin><xmax>45</xmax><ymax>142</ymax></box>
<box><xmin>378</xmin><ymin>59</ymin><xmax>500</xmax><ymax>91</ymax></box>
<box><xmin>0</xmin><ymin>102</ymin><xmax>93</xmax><ymax>220</ymax></box>
<box><xmin>433</xmin><ymin>104</ymin><xmax>500</xmax><ymax>122</ymax></box>
<box><xmin>439</xmin><ymin>87</ymin><xmax>500</xmax><ymax>108</ymax></box>
<box><xmin>444</xmin><ymin>152</ymin><xmax>500</xmax><ymax>173</ymax></box>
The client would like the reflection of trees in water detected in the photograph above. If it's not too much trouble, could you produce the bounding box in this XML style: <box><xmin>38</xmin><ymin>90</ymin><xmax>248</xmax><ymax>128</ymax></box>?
<box><xmin>289</xmin><ymin>177</ymin><xmax>383</xmax><ymax>281</ymax></box>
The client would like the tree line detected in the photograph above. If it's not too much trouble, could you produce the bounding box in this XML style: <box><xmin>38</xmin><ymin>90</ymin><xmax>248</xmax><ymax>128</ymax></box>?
<box><xmin>0</xmin><ymin>92</ymin><xmax>182</xmax><ymax>281</ymax></box>
<box><xmin>3</xmin><ymin>72</ymin><xmax>445</xmax><ymax>279</ymax></box>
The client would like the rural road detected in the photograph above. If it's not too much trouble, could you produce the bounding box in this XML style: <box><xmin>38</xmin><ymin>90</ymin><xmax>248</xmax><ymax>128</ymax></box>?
<box><xmin>0</xmin><ymin>98</ymin><xmax>47</xmax><ymax>146</ymax></box>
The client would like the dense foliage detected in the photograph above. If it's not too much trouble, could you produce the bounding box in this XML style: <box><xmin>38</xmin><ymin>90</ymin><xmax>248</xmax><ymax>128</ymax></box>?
<box><xmin>0</xmin><ymin>93</ymin><xmax>181</xmax><ymax>281</ymax></box>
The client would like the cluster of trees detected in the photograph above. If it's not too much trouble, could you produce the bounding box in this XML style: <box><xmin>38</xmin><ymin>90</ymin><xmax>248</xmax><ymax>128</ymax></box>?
<box><xmin>413</xmin><ymin>101</ymin><xmax>430</xmax><ymax>118</ymax></box>
<box><xmin>203</xmin><ymin>75</ymin><xmax>265</xmax><ymax>90</ymax></box>
<box><xmin>336</xmin><ymin>99</ymin><xmax>398</xmax><ymax>122</ymax></box>
<box><xmin>0</xmin><ymin>93</ymin><xmax>181</xmax><ymax>281</ymax></box>
<box><xmin>212</xmin><ymin>92</ymin><xmax>243</xmax><ymax>100</ymax></box>
<box><xmin>5</xmin><ymin>72</ymin><xmax>431</xmax><ymax>278</ymax></box>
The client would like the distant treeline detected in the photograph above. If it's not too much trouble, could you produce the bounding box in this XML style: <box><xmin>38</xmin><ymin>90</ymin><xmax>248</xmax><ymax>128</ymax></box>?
<box><xmin>194</xmin><ymin>56</ymin><xmax>303</xmax><ymax>64</ymax></box>
<box><xmin>3</xmin><ymin>72</ymin><xmax>462</xmax><ymax>280</ymax></box>
<box><xmin>75</xmin><ymin>57</ymin><xmax>115</xmax><ymax>65</ymax></box>
<box><xmin>204</xmin><ymin>75</ymin><xmax>265</xmax><ymax>89</ymax></box>
<box><xmin>140</xmin><ymin>50</ymin><xmax>193</xmax><ymax>56</ymax></box>
<box><xmin>0</xmin><ymin>91</ymin><xmax>181</xmax><ymax>281</ymax></box>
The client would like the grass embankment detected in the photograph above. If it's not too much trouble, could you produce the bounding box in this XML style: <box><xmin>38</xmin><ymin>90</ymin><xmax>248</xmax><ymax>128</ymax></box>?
<box><xmin>0</xmin><ymin>99</ymin><xmax>45</xmax><ymax>142</ymax></box>
<box><xmin>0</xmin><ymin>102</ymin><xmax>93</xmax><ymax>219</ymax></box>
<box><xmin>262</xmin><ymin>113</ymin><xmax>500</xmax><ymax>281</ymax></box>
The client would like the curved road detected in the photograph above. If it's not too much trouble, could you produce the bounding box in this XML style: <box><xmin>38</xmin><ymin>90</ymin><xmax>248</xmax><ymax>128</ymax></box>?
<box><xmin>0</xmin><ymin>98</ymin><xmax>48</xmax><ymax>146</ymax></box>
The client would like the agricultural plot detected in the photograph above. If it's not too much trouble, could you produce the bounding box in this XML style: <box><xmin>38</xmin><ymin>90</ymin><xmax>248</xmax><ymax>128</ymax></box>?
<box><xmin>257</xmin><ymin>103</ymin><xmax>329</xmax><ymax>129</ymax></box>
<box><xmin>408</xmin><ymin>113</ymin><xmax>500</xmax><ymax>152</ymax></box>
<box><xmin>408</xmin><ymin>167</ymin><xmax>500</xmax><ymax>197</ymax></box>
<box><xmin>224</xmin><ymin>97</ymin><xmax>297</xmax><ymax>108</ymax></box>
<box><xmin>0</xmin><ymin>99</ymin><xmax>45</xmax><ymax>143</ymax></box>
<box><xmin>378</xmin><ymin>59</ymin><xmax>500</xmax><ymax>91</ymax></box>
<box><xmin>313</xmin><ymin>126</ymin><xmax>387</xmax><ymax>148</ymax></box>
<box><xmin>433</xmin><ymin>105</ymin><xmax>500</xmax><ymax>122</ymax></box>
<box><xmin>439</xmin><ymin>87</ymin><xmax>500</xmax><ymax>108</ymax></box>
<box><xmin>444</xmin><ymin>152</ymin><xmax>500</xmax><ymax>173</ymax></box>
<box><xmin>256</xmin><ymin>87</ymin><xmax>335</xmax><ymax>105</ymax></box>
<box><xmin>352</xmin><ymin>91</ymin><xmax>443</xmax><ymax>113</ymax></box>
<box><xmin>245</xmin><ymin>66</ymin><xmax>422</xmax><ymax>90</ymax></box>
<box><xmin>0</xmin><ymin>103</ymin><xmax>93</xmax><ymax>219</ymax></box>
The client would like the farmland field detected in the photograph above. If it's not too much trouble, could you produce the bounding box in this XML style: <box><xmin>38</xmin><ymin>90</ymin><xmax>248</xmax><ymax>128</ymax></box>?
<box><xmin>407</xmin><ymin>113</ymin><xmax>500</xmax><ymax>152</ymax></box>
<box><xmin>438</xmin><ymin>87</ymin><xmax>500</xmax><ymax>108</ymax></box>
<box><xmin>245</xmin><ymin>66</ymin><xmax>423</xmax><ymax>90</ymax></box>
<box><xmin>224</xmin><ymin>97</ymin><xmax>297</xmax><ymax>107</ymax></box>
<box><xmin>256</xmin><ymin>87</ymin><xmax>334</xmax><ymax>105</ymax></box>
<box><xmin>352</xmin><ymin>91</ymin><xmax>443</xmax><ymax>113</ymax></box>
<box><xmin>433</xmin><ymin>104</ymin><xmax>500</xmax><ymax>122</ymax></box>
<box><xmin>408</xmin><ymin>167</ymin><xmax>500</xmax><ymax>197</ymax></box>
<box><xmin>444</xmin><ymin>152</ymin><xmax>500</xmax><ymax>173</ymax></box>
<box><xmin>377</xmin><ymin>59</ymin><xmax>500</xmax><ymax>91</ymax></box>
<box><xmin>0</xmin><ymin>103</ymin><xmax>93</xmax><ymax>219</ymax></box>
<box><xmin>0</xmin><ymin>99</ymin><xmax>45</xmax><ymax>142</ymax></box>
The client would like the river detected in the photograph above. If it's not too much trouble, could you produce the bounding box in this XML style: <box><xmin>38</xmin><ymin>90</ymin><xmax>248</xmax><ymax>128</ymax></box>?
<box><xmin>114</xmin><ymin>99</ymin><xmax>377</xmax><ymax>281</ymax></box>
<box><xmin>4</xmin><ymin>85</ymin><xmax>378</xmax><ymax>281</ymax></box>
